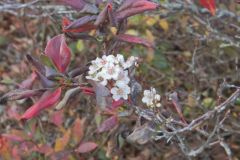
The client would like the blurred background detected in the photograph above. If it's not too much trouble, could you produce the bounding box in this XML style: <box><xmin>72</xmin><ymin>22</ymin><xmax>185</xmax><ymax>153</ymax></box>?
<box><xmin>0</xmin><ymin>0</ymin><xmax>240</xmax><ymax>159</ymax></box>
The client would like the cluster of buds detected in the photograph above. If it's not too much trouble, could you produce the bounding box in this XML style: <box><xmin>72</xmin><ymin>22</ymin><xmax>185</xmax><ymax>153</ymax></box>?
<box><xmin>142</xmin><ymin>87</ymin><xmax>161</xmax><ymax>108</ymax></box>
<box><xmin>86</xmin><ymin>54</ymin><xmax>138</xmax><ymax>101</ymax></box>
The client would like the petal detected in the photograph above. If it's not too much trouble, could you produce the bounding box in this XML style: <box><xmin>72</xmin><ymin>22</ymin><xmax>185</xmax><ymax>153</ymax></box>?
<box><xmin>144</xmin><ymin>90</ymin><xmax>150</xmax><ymax>96</ymax></box>
<box><xmin>112</xmin><ymin>95</ymin><xmax>120</xmax><ymax>101</ymax></box>
<box><xmin>123</xmin><ymin>94</ymin><xmax>128</xmax><ymax>100</ymax></box>
<box><xmin>111</xmin><ymin>87</ymin><xmax>118</xmax><ymax>95</ymax></box>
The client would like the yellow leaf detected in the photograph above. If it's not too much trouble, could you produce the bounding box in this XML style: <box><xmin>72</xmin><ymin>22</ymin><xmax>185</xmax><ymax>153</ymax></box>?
<box><xmin>145</xmin><ymin>30</ymin><xmax>155</xmax><ymax>43</ymax></box>
<box><xmin>146</xmin><ymin>17</ymin><xmax>157</xmax><ymax>26</ymax></box>
<box><xmin>76</xmin><ymin>40</ymin><xmax>84</xmax><ymax>52</ymax></box>
<box><xmin>54</xmin><ymin>129</ymin><xmax>71</xmax><ymax>152</ymax></box>
<box><xmin>110</xmin><ymin>27</ymin><xmax>117</xmax><ymax>35</ymax></box>
<box><xmin>126</xmin><ymin>29</ymin><xmax>139</xmax><ymax>36</ymax></box>
<box><xmin>146</xmin><ymin>48</ymin><xmax>155</xmax><ymax>62</ymax></box>
<box><xmin>159</xmin><ymin>19</ymin><xmax>169</xmax><ymax>32</ymax></box>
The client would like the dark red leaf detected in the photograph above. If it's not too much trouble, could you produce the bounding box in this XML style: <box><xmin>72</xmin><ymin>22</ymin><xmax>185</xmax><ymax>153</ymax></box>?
<box><xmin>75</xmin><ymin>142</ymin><xmax>98</xmax><ymax>153</ymax></box>
<box><xmin>62</xmin><ymin>17</ymin><xmax>71</xmax><ymax>28</ymax></box>
<box><xmin>94</xmin><ymin>3</ymin><xmax>111</xmax><ymax>26</ymax></box>
<box><xmin>45</xmin><ymin>34</ymin><xmax>72</xmax><ymax>73</ymax></box>
<box><xmin>0</xmin><ymin>89</ymin><xmax>46</xmax><ymax>102</ymax></box>
<box><xmin>18</xmin><ymin>71</ymin><xmax>37</xmax><ymax>89</ymax></box>
<box><xmin>116</xmin><ymin>0</ymin><xmax>158</xmax><ymax>20</ymax></box>
<box><xmin>26</xmin><ymin>54</ymin><xmax>46</xmax><ymax>75</ymax></box>
<box><xmin>64</xmin><ymin>16</ymin><xmax>96</xmax><ymax>30</ymax></box>
<box><xmin>116</xmin><ymin>0</ymin><xmax>135</xmax><ymax>12</ymax></box>
<box><xmin>199</xmin><ymin>0</ymin><xmax>216</xmax><ymax>15</ymax></box>
<box><xmin>35</xmin><ymin>71</ymin><xmax>56</xmax><ymax>88</ymax></box>
<box><xmin>80</xmin><ymin>86</ymin><xmax>94</xmax><ymax>94</ymax></box>
<box><xmin>116</xmin><ymin>34</ymin><xmax>153</xmax><ymax>48</ymax></box>
<box><xmin>58</xmin><ymin>0</ymin><xmax>87</xmax><ymax>11</ymax></box>
<box><xmin>62</xmin><ymin>16</ymin><xmax>97</xmax><ymax>33</ymax></box>
<box><xmin>98</xmin><ymin>115</ymin><xmax>118</xmax><ymax>133</ymax></box>
<box><xmin>108</xmin><ymin>99</ymin><xmax>124</xmax><ymax>110</ymax></box>
<box><xmin>65</xmin><ymin>32</ymin><xmax>97</xmax><ymax>41</ymax></box>
<box><xmin>21</xmin><ymin>88</ymin><xmax>62</xmax><ymax>120</ymax></box>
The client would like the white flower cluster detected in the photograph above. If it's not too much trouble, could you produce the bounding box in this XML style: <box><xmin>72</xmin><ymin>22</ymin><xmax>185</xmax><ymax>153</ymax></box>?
<box><xmin>142</xmin><ymin>87</ymin><xmax>161</xmax><ymax>108</ymax></box>
<box><xmin>86</xmin><ymin>54</ymin><xmax>138</xmax><ymax>101</ymax></box>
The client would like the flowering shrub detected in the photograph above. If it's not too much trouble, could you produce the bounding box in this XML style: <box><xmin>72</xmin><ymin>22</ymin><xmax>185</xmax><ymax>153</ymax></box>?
<box><xmin>87</xmin><ymin>54</ymin><xmax>138</xmax><ymax>100</ymax></box>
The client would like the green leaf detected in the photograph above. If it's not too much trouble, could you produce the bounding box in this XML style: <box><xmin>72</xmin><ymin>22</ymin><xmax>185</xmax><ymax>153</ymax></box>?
<box><xmin>0</xmin><ymin>36</ymin><xmax>9</xmax><ymax>46</ymax></box>
<box><xmin>202</xmin><ymin>97</ymin><xmax>215</xmax><ymax>109</ymax></box>
<box><xmin>235</xmin><ymin>98</ymin><xmax>240</xmax><ymax>105</ymax></box>
<box><xmin>40</xmin><ymin>54</ymin><xmax>56</xmax><ymax>69</ymax></box>
<box><xmin>117</xmin><ymin>134</ymin><xmax>125</xmax><ymax>149</ymax></box>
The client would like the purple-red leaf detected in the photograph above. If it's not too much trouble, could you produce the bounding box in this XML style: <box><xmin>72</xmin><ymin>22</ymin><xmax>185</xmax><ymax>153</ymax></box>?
<box><xmin>50</xmin><ymin>110</ymin><xmax>64</xmax><ymax>127</ymax></box>
<box><xmin>98</xmin><ymin>115</ymin><xmax>118</xmax><ymax>133</ymax></box>
<box><xmin>116</xmin><ymin>34</ymin><xmax>153</xmax><ymax>48</ymax></box>
<box><xmin>94</xmin><ymin>3</ymin><xmax>113</xmax><ymax>26</ymax></box>
<box><xmin>21</xmin><ymin>88</ymin><xmax>62</xmax><ymax>120</ymax></box>
<box><xmin>199</xmin><ymin>0</ymin><xmax>216</xmax><ymax>15</ymax></box>
<box><xmin>108</xmin><ymin>99</ymin><xmax>124</xmax><ymax>110</ymax></box>
<box><xmin>45</xmin><ymin>34</ymin><xmax>71</xmax><ymax>73</ymax></box>
<box><xmin>116</xmin><ymin>0</ymin><xmax>158</xmax><ymax>20</ymax></box>
<box><xmin>64</xmin><ymin>16</ymin><xmax>96</xmax><ymax>30</ymax></box>
<box><xmin>26</xmin><ymin>54</ymin><xmax>46</xmax><ymax>75</ymax></box>
<box><xmin>0</xmin><ymin>89</ymin><xmax>46</xmax><ymax>102</ymax></box>
<box><xmin>62</xmin><ymin>16</ymin><xmax>96</xmax><ymax>33</ymax></box>
<box><xmin>35</xmin><ymin>71</ymin><xmax>56</xmax><ymax>88</ymax></box>
<box><xmin>75</xmin><ymin>142</ymin><xmax>98</xmax><ymax>153</ymax></box>
<box><xmin>58</xmin><ymin>0</ymin><xmax>87</xmax><ymax>11</ymax></box>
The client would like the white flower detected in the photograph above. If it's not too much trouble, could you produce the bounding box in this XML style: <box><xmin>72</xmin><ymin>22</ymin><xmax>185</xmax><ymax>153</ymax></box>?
<box><xmin>88</xmin><ymin>58</ymin><xmax>102</xmax><ymax>74</ymax></box>
<box><xmin>142</xmin><ymin>87</ymin><xmax>161</xmax><ymax>107</ymax></box>
<box><xmin>111</xmin><ymin>85</ymin><xmax>130</xmax><ymax>101</ymax></box>
<box><xmin>86</xmin><ymin>54</ymin><xmax>139</xmax><ymax>101</ymax></box>
<box><xmin>155</xmin><ymin>94</ymin><xmax>161</xmax><ymax>101</ymax></box>
<box><xmin>115</xmin><ymin>70</ymin><xmax>130</xmax><ymax>87</ymax></box>
<box><xmin>124</xmin><ymin>56</ymin><xmax>138</xmax><ymax>69</ymax></box>
<box><xmin>102</xmin><ymin>55</ymin><xmax>117</xmax><ymax>65</ymax></box>
<box><xmin>101</xmin><ymin>63</ymin><xmax>121</xmax><ymax>80</ymax></box>
<box><xmin>95</xmin><ymin>71</ymin><xmax>108</xmax><ymax>86</ymax></box>
<box><xmin>86</xmin><ymin>74</ymin><xmax>96</xmax><ymax>81</ymax></box>
<box><xmin>116</xmin><ymin>54</ymin><xmax>125</xmax><ymax>65</ymax></box>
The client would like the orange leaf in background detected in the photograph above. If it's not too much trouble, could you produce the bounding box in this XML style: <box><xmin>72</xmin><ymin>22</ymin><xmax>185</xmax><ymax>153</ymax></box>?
<box><xmin>54</xmin><ymin>129</ymin><xmax>71</xmax><ymax>152</ymax></box>
<box><xmin>199</xmin><ymin>0</ymin><xmax>216</xmax><ymax>15</ymax></box>
<box><xmin>72</xmin><ymin>118</ymin><xmax>85</xmax><ymax>144</ymax></box>
<box><xmin>0</xmin><ymin>135</ymin><xmax>11</xmax><ymax>160</ymax></box>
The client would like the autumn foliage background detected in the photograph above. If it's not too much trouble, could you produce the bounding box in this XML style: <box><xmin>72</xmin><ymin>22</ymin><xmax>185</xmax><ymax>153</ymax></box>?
<box><xmin>0</xmin><ymin>0</ymin><xmax>240</xmax><ymax>160</ymax></box>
